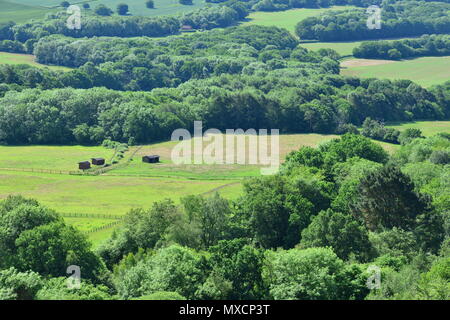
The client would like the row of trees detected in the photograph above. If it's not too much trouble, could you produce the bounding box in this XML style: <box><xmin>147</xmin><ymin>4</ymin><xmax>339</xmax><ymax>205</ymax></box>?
<box><xmin>353</xmin><ymin>34</ymin><xmax>450</xmax><ymax>60</ymax></box>
<box><xmin>3</xmin><ymin>133</ymin><xmax>446</xmax><ymax>300</ymax></box>
<box><xmin>1</xmin><ymin>72</ymin><xmax>449</xmax><ymax>145</ymax></box>
<box><xmin>0</xmin><ymin>5</ymin><xmax>244</xmax><ymax>43</ymax></box>
<box><xmin>360</xmin><ymin>117</ymin><xmax>425</xmax><ymax>144</ymax></box>
<box><xmin>296</xmin><ymin>1</ymin><xmax>450</xmax><ymax>41</ymax></box>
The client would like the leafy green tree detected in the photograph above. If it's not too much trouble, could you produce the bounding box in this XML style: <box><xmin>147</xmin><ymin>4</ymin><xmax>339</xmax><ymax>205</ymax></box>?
<box><xmin>0</xmin><ymin>196</ymin><xmax>61</xmax><ymax>269</ymax></box>
<box><xmin>240</xmin><ymin>173</ymin><xmax>330</xmax><ymax>249</ymax></box>
<box><xmin>301</xmin><ymin>209</ymin><xmax>374</xmax><ymax>262</ymax></box>
<box><xmin>117</xmin><ymin>3</ymin><xmax>129</xmax><ymax>16</ymax></box>
<box><xmin>0</xmin><ymin>268</ymin><xmax>42</xmax><ymax>300</ymax></box>
<box><xmin>398</xmin><ymin>128</ymin><xmax>423</xmax><ymax>145</ymax></box>
<box><xmin>369</xmin><ymin>228</ymin><xmax>419</xmax><ymax>259</ymax></box>
<box><xmin>198</xmin><ymin>239</ymin><xmax>267</xmax><ymax>299</ymax></box>
<box><xmin>181</xmin><ymin>193</ymin><xmax>230</xmax><ymax>248</ymax></box>
<box><xmin>283</xmin><ymin>146</ymin><xmax>324</xmax><ymax>169</ymax></box>
<box><xmin>351</xmin><ymin>165</ymin><xmax>430</xmax><ymax>231</ymax></box>
<box><xmin>320</xmin><ymin>134</ymin><xmax>389</xmax><ymax>169</ymax></box>
<box><xmin>265</xmin><ymin>247</ymin><xmax>368</xmax><ymax>300</ymax></box>
<box><xmin>115</xmin><ymin>245</ymin><xmax>207</xmax><ymax>299</ymax></box>
<box><xmin>15</xmin><ymin>222</ymin><xmax>106</xmax><ymax>282</ymax></box>
<box><xmin>416</xmin><ymin>257</ymin><xmax>450</xmax><ymax>300</ymax></box>
<box><xmin>95</xmin><ymin>4</ymin><xmax>113</xmax><ymax>16</ymax></box>
<box><xmin>97</xmin><ymin>199</ymin><xmax>182</xmax><ymax>267</ymax></box>
<box><xmin>36</xmin><ymin>277</ymin><xmax>112</xmax><ymax>300</ymax></box>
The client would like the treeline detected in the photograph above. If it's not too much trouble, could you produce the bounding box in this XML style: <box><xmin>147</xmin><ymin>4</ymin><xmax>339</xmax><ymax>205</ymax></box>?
<box><xmin>296</xmin><ymin>1</ymin><xmax>450</xmax><ymax>41</ymax></box>
<box><xmin>353</xmin><ymin>34</ymin><xmax>450</xmax><ymax>60</ymax></box>
<box><xmin>0</xmin><ymin>5</ymin><xmax>243</xmax><ymax>43</ymax></box>
<box><xmin>0</xmin><ymin>75</ymin><xmax>449</xmax><ymax>145</ymax></box>
<box><xmin>0</xmin><ymin>25</ymin><xmax>449</xmax><ymax>146</ymax></box>
<box><xmin>210</xmin><ymin>0</ymin><xmax>450</xmax><ymax>11</ymax></box>
<box><xmin>0</xmin><ymin>26</ymin><xmax>334</xmax><ymax>92</ymax></box>
<box><xmin>360</xmin><ymin>117</ymin><xmax>424</xmax><ymax>144</ymax></box>
<box><xmin>2</xmin><ymin>133</ymin><xmax>448</xmax><ymax>300</ymax></box>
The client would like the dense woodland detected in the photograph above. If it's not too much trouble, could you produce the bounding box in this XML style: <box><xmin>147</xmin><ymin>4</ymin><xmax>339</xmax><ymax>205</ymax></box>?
<box><xmin>1</xmin><ymin>133</ymin><xmax>449</xmax><ymax>299</ymax></box>
<box><xmin>0</xmin><ymin>25</ymin><xmax>449</xmax><ymax>145</ymax></box>
<box><xmin>353</xmin><ymin>34</ymin><xmax>450</xmax><ymax>59</ymax></box>
<box><xmin>296</xmin><ymin>1</ymin><xmax>450</xmax><ymax>41</ymax></box>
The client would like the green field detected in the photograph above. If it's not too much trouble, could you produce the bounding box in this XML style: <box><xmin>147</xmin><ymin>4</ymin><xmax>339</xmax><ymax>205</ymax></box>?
<box><xmin>0</xmin><ymin>52</ymin><xmax>72</xmax><ymax>71</ymax></box>
<box><xmin>341</xmin><ymin>56</ymin><xmax>450</xmax><ymax>87</ymax></box>
<box><xmin>0</xmin><ymin>0</ymin><xmax>54</xmax><ymax>23</ymax></box>
<box><xmin>385</xmin><ymin>121</ymin><xmax>450</xmax><ymax>137</ymax></box>
<box><xmin>110</xmin><ymin>133</ymin><xmax>340</xmax><ymax>179</ymax></box>
<box><xmin>301</xmin><ymin>41</ymin><xmax>364</xmax><ymax>57</ymax></box>
<box><xmin>242</xmin><ymin>6</ymin><xmax>355</xmax><ymax>34</ymax></box>
<box><xmin>0</xmin><ymin>171</ymin><xmax>237</xmax><ymax>215</ymax></box>
<box><xmin>7</xmin><ymin>0</ymin><xmax>213</xmax><ymax>17</ymax></box>
<box><xmin>1</xmin><ymin>127</ymin><xmax>447</xmax><ymax>246</ymax></box>
<box><xmin>0</xmin><ymin>145</ymin><xmax>117</xmax><ymax>171</ymax></box>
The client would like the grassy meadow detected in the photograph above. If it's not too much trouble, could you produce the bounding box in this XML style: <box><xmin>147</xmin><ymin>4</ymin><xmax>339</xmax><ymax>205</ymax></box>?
<box><xmin>7</xmin><ymin>0</ymin><xmax>213</xmax><ymax>17</ymax></box>
<box><xmin>301</xmin><ymin>41</ymin><xmax>363</xmax><ymax>56</ymax></box>
<box><xmin>385</xmin><ymin>121</ymin><xmax>450</xmax><ymax>137</ymax></box>
<box><xmin>0</xmin><ymin>0</ymin><xmax>54</xmax><ymax>23</ymax></box>
<box><xmin>0</xmin><ymin>145</ymin><xmax>117</xmax><ymax>171</ymax></box>
<box><xmin>242</xmin><ymin>6</ymin><xmax>355</xmax><ymax>34</ymax></box>
<box><xmin>0</xmin><ymin>125</ymin><xmax>448</xmax><ymax>246</ymax></box>
<box><xmin>340</xmin><ymin>56</ymin><xmax>450</xmax><ymax>88</ymax></box>
<box><xmin>0</xmin><ymin>52</ymin><xmax>72</xmax><ymax>71</ymax></box>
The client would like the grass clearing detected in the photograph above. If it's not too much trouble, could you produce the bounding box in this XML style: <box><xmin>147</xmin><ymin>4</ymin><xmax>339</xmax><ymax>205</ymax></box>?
<box><xmin>0</xmin><ymin>0</ymin><xmax>53</xmax><ymax>23</ymax></box>
<box><xmin>2</xmin><ymin>129</ymin><xmax>445</xmax><ymax>245</ymax></box>
<box><xmin>301</xmin><ymin>41</ymin><xmax>363</xmax><ymax>56</ymax></box>
<box><xmin>242</xmin><ymin>6</ymin><xmax>355</xmax><ymax>34</ymax></box>
<box><xmin>0</xmin><ymin>52</ymin><xmax>72</xmax><ymax>71</ymax></box>
<box><xmin>8</xmin><ymin>0</ymin><xmax>214</xmax><ymax>17</ymax></box>
<box><xmin>0</xmin><ymin>145</ymin><xmax>118</xmax><ymax>171</ymax></box>
<box><xmin>385</xmin><ymin>121</ymin><xmax>450</xmax><ymax>137</ymax></box>
<box><xmin>112</xmin><ymin>133</ymin><xmax>340</xmax><ymax>179</ymax></box>
<box><xmin>0</xmin><ymin>170</ymin><xmax>239</xmax><ymax>215</ymax></box>
<box><xmin>341</xmin><ymin>56</ymin><xmax>450</xmax><ymax>87</ymax></box>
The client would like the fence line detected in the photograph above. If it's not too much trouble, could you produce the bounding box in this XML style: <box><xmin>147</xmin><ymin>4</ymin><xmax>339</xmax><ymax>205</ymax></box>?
<box><xmin>0</xmin><ymin>146</ymin><xmax>143</xmax><ymax>177</ymax></box>
<box><xmin>61</xmin><ymin>212</ymin><xmax>124</xmax><ymax>219</ymax></box>
<box><xmin>85</xmin><ymin>220</ymin><xmax>123</xmax><ymax>235</ymax></box>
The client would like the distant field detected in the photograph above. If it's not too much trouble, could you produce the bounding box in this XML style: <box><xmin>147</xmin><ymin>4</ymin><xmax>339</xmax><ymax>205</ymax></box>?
<box><xmin>301</xmin><ymin>36</ymin><xmax>424</xmax><ymax>57</ymax></box>
<box><xmin>341</xmin><ymin>56</ymin><xmax>450</xmax><ymax>87</ymax></box>
<box><xmin>0</xmin><ymin>133</ymin><xmax>340</xmax><ymax>214</ymax></box>
<box><xmin>0</xmin><ymin>52</ymin><xmax>72</xmax><ymax>71</ymax></box>
<box><xmin>0</xmin><ymin>170</ymin><xmax>237</xmax><ymax>215</ymax></box>
<box><xmin>0</xmin><ymin>0</ymin><xmax>53</xmax><ymax>23</ymax></box>
<box><xmin>111</xmin><ymin>133</ymin><xmax>340</xmax><ymax>179</ymax></box>
<box><xmin>8</xmin><ymin>0</ymin><xmax>213</xmax><ymax>17</ymax></box>
<box><xmin>301</xmin><ymin>41</ymin><xmax>363</xmax><ymax>56</ymax></box>
<box><xmin>0</xmin><ymin>145</ymin><xmax>117</xmax><ymax>171</ymax></box>
<box><xmin>385</xmin><ymin>121</ymin><xmax>450</xmax><ymax>137</ymax></box>
<box><xmin>2</xmin><ymin>128</ymin><xmax>447</xmax><ymax>246</ymax></box>
<box><xmin>242</xmin><ymin>6</ymin><xmax>355</xmax><ymax>34</ymax></box>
